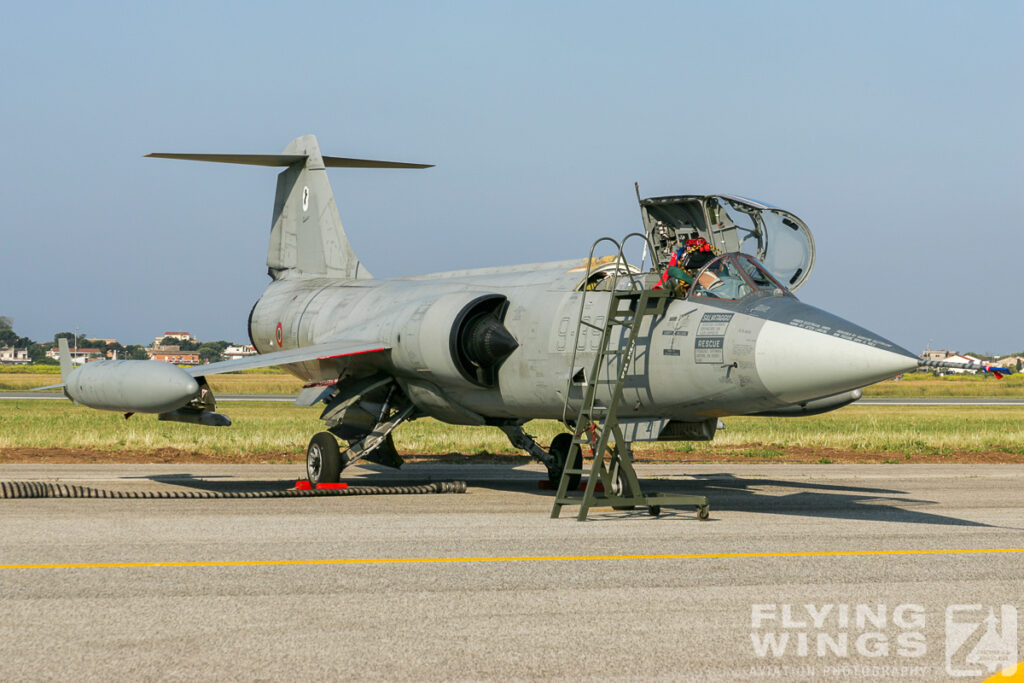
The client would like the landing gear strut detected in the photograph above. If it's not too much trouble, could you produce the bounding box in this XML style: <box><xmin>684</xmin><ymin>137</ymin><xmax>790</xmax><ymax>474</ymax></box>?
<box><xmin>499</xmin><ymin>424</ymin><xmax>582</xmax><ymax>491</ymax></box>
<box><xmin>306</xmin><ymin>432</ymin><xmax>349</xmax><ymax>485</ymax></box>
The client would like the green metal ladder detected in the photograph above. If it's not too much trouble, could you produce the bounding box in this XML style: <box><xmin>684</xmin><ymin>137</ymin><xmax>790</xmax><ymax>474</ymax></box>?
<box><xmin>552</xmin><ymin>234</ymin><xmax>710</xmax><ymax>521</ymax></box>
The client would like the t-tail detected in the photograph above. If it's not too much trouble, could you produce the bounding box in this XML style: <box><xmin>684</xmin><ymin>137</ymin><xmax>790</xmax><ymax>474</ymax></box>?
<box><xmin>147</xmin><ymin>135</ymin><xmax>431</xmax><ymax>281</ymax></box>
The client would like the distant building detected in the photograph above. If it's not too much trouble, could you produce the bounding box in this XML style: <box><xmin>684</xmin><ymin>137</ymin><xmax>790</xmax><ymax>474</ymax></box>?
<box><xmin>921</xmin><ymin>349</ymin><xmax>956</xmax><ymax>362</ymax></box>
<box><xmin>942</xmin><ymin>353</ymin><xmax>983</xmax><ymax>374</ymax></box>
<box><xmin>0</xmin><ymin>347</ymin><xmax>30</xmax><ymax>365</ymax></box>
<box><xmin>149</xmin><ymin>345</ymin><xmax>181</xmax><ymax>354</ymax></box>
<box><xmin>87</xmin><ymin>338</ymin><xmax>119</xmax><ymax>346</ymax></box>
<box><xmin>154</xmin><ymin>331</ymin><xmax>194</xmax><ymax>346</ymax></box>
<box><xmin>996</xmin><ymin>355</ymin><xmax>1024</xmax><ymax>370</ymax></box>
<box><xmin>46</xmin><ymin>347</ymin><xmax>102</xmax><ymax>364</ymax></box>
<box><xmin>223</xmin><ymin>344</ymin><xmax>257</xmax><ymax>360</ymax></box>
<box><xmin>149</xmin><ymin>351</ymin><xmax>201</xmax><ymax>365</ymax></box>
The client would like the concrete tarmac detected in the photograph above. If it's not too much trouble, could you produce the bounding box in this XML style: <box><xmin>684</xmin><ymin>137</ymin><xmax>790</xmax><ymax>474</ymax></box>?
<box><xmin>1</xmin><ymin>463</ymin><xmax>1023</xmax><ymax>681</ymax></box>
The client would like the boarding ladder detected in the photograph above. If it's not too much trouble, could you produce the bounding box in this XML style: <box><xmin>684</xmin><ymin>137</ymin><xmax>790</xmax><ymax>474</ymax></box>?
<box><xmin>552</xmin><ymin>233</ymin><xmax>710</xmax><ymax>521</ymax></box>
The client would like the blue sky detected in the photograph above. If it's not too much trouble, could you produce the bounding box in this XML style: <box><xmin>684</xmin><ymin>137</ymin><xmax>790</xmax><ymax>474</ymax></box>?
<box><xmin>1</xmin><ymin>1</ymin><xmax>1021</xmax><ymax>354</ymax></box>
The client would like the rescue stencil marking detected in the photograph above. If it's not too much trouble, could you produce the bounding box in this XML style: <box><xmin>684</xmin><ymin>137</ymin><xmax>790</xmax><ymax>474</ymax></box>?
<box><xmin>694</xmin><ymin>336</ymin><xmax>725</xmax><ymax>364</ymax></box>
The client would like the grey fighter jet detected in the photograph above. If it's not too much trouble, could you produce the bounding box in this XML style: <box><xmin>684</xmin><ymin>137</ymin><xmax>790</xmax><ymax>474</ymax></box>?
<box><xmin>53</xmin><ymin>134</ymin><xmax>922</xmax><ymax>490</ymax></box>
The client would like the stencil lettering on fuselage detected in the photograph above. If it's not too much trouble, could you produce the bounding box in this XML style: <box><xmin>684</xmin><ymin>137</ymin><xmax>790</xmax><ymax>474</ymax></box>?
<box><xmin>694</xmin><ymin>336</ymin><xmax>725</xmax><ymax>364</ymax></box>
<box><xmin>695</xmin><ymin>312</ymin><xmax>733</xmax><ymax>364</ymax></box>
<box><xmin>696</xmin><ymin>312</ymin><xmax>733</xmax><ymax>336</ymax></box>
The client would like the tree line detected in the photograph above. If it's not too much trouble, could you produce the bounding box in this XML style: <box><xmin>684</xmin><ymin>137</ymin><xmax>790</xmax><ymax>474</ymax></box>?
<box><xmin>1</xmin><ymin>317</ymin><xmax>234</xmax><ymax>364</ymax></box>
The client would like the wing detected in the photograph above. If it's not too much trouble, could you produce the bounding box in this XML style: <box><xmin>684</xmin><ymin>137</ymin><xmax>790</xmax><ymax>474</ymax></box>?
<box><xmin>184</xmin><ymin>338</ymin><xmax>389</xmax><ymax>377</ymax></box>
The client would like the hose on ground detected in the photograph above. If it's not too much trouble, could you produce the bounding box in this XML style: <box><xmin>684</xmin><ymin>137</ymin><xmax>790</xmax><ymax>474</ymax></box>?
<box><xmin>0</xmin><ymin>480</ymin><xmax>467</xmax><ymax>499</ymax></box>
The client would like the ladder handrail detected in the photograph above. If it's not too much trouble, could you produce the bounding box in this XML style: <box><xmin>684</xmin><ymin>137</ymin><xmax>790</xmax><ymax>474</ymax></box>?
<box><xmin>560</xmin><ymin>232</ymin><xmax>660</xmax><ymax>425</ymax></box>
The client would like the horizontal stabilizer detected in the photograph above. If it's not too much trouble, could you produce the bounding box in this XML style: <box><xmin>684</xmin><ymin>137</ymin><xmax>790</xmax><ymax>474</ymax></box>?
<box><xmin>31</xmin><ymin>383</ymin><xmax>66</xmax><ymax>391</ymax></box>
<box><xmin>184</xmin><ymin>338</ymin><xmax>389</xmax><ymax>377</ymax></box>
<box><xmin>145</xmin><ymin>153</ymin><xmax>432</xmax><ymax>169</ymax></box>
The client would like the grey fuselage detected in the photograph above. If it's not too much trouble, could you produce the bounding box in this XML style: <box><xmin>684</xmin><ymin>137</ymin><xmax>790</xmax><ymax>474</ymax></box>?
<box><xmin>248</xmin><ymin>259</ymin><xmax>918</xmax><ymax>425</ymax></box>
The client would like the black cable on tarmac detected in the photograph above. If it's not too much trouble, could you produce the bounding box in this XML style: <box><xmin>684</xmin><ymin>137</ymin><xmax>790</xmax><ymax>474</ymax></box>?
<box><xmin>0</xmin><ymin>480</ymin><xmax>467</xmax><ymax>499</ymax></box>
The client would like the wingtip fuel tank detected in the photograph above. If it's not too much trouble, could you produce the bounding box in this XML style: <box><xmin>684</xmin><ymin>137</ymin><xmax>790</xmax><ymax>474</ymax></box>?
<box><xmin>64</xmin><ymin>360</ymin><xmax>200</xmax><ymax>414</ymax></box>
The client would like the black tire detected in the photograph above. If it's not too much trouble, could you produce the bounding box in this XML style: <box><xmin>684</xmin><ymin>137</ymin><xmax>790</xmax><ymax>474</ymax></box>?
<box><xmin>547</xmin><ymin>432</ymin><xmax>581</xmax><ymax>490</ymax></box>
<box><xmin>307</xmin><ymin>432</ymin><xmax>345</xmax><ymax>485</ymax></box>
<box><xmin>648</xmin><ymin>505</ymin><xmax>661</xmax><ymax>516</ymax></box>
<box><xmin>697</xmin><ymin>504</ymin><xmax>710</xmax><ymax>521</ymax></box>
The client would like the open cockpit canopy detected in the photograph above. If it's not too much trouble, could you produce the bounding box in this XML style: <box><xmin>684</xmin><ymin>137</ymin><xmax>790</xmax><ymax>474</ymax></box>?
<box><xmin>639</xmin><ymin>194</ymin><xmax>815</xmax><ymax>291</ymax></box>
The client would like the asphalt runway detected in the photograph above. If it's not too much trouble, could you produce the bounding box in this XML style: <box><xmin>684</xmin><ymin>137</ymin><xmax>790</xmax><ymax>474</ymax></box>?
<box><xmin>2</xmin><ymin>463</ymin><xmax>1023</xmax><ymax>680</ymax></box>
<box><xmin>4</xmin><ymin>390</ymin><xmax>1023</xmax><ymax>406</ymax></box>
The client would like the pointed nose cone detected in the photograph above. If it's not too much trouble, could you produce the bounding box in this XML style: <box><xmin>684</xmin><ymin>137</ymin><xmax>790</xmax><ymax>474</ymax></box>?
<box><xmin>755</xmin><ymin>307</ymin><xmax>918</xmax><ymax>404</ymax></box>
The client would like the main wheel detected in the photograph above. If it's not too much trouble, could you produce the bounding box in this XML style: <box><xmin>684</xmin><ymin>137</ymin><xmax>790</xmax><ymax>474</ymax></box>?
<box><xmin>547</xmin><ymin>432</ymin><xmax>581</xmax><ymax>491</ymax></box>
<box><xmin>306</xmin><ymin>432</ymin><xmax>347</xmax><ymax>485</ymax></box>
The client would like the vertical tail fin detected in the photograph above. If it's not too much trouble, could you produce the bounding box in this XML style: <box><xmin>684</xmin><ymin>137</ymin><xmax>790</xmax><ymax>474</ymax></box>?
<box><xmin>267</xmin><ymin>135</ymin><xmax>368</xmax><ymax>280</ymax></box>
<box><xmin>58</xmin><ymin>338</ymin><xmax>73</xmax><ymax>380</ymax></box>
<box><xmin>146</xmin><ymin>135</ymin><xmax>431</xmax><ymax>281</ymax></box>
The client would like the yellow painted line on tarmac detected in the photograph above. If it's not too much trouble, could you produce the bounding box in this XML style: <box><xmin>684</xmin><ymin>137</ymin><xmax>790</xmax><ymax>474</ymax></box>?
<box><xmin>2</xmin><ymin>547</ymin><xmax>1024</xmax><ymax>571</ymax></box>
<box><xmin>982</xmin><ymin>662</ymin><xmax>1024</xmax><ymax>681</ymax></box>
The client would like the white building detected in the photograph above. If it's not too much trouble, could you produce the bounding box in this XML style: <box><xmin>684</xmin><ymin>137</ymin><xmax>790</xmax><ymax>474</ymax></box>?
<box><xmin>0</xmin><ymin>347</ymin><xmax>30</xmax><ymax>365</ymax></box>
<box><xmin>920</xmin><ymin>349</ymin><xmax>956</xmax><ymax>362</ymax></box>
<box><xmin>46</xmin><ymin>347</ymin><xmax>102</xmax><ymax>365</ymax></box>
<box><xmin>154</xmin><ymin>331</ymin><xmax>194</xmax><ymax>346</ymax></box>
<box><xmin>942</xmin><ymin>354</ymin><xmax>983</xmax><ymax>374</ymax></box>
<box><xmin>996</xmin><ymin>355</ymin><xmax>1024</xmax><ymax>370</ymax></box>
<box><xmin>223</xmin><ymin>344</ymin><xmax>257</xmax><ymax>360</ymax></box>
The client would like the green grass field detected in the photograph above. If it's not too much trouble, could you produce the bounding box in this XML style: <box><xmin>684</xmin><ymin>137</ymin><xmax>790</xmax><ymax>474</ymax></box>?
<box><xmin>3</xmin><ymin>367</ymin><xmax>1021</xmax><ymax>396</ymax></box>
<box><xmin>1</xmin><ymin>400</ymin><xmax>1021</xmax><ymax>461</ymax></box>
<box><xmin>861</xmin><ymin>373</ymin><xmax>1024</xmax><ymax>397</ymax></box>
<box><xmin>4</xmin><ymin>365</ymin><xmax>1022</xmax><ymax>463</ymax></box>
<box><xmin>0</xmin><ymin>370</ymin><xmax>304</xmax><ymax>394</ymax></box>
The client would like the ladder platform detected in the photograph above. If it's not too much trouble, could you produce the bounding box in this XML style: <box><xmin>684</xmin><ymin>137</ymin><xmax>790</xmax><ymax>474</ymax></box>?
<box><xmin>554</xmin><ymin>492</ymin><xmax>708</xmax><ymax>508</ymax></box>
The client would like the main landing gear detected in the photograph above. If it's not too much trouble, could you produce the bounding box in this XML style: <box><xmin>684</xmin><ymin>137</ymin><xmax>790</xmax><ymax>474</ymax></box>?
<box><xmin>306</xmin><ymin>432</ymin><xmax>350</xmax><ymax>486</ymax></box>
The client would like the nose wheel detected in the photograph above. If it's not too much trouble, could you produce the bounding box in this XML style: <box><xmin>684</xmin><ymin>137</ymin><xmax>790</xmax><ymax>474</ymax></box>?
<box><xmin>306</xmin><ymin>432</ymin><xmax>348</xmax><ymax>485</ymax></box>
<box><xmin>547</xmin><ymin>432</ymin><xmax>581</xmax><ymax>491</ymax></box>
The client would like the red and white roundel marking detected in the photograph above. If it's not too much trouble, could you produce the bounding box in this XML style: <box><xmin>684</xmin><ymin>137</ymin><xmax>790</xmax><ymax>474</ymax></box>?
<box><xmin>275</xmin><ymin>322</ymin><xmax>283</xmax><ymax>347</ymax></box>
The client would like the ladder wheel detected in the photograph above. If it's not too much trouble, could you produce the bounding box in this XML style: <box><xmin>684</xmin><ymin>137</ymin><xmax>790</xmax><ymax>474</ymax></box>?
<box><xmin>697</xmin><ymin>504</ymin><xmax>710</xmax><ymax>521</ymax></box>
<box><xmin>648</xmin><ymin>505</ymin><xmax>661</xmax><ymax>517</ymax></box>
<box><xmin>547</xmin><ymin>433</ymin><xmax>581</xmax><ymax>490</ymax></box>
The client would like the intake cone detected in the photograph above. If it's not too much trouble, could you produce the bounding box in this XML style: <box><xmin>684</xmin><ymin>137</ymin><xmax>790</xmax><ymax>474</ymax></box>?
<box><xmin>462</xmin><ymin>313</ymin><xmax>519</xmax><ymax>369</ymax></box>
